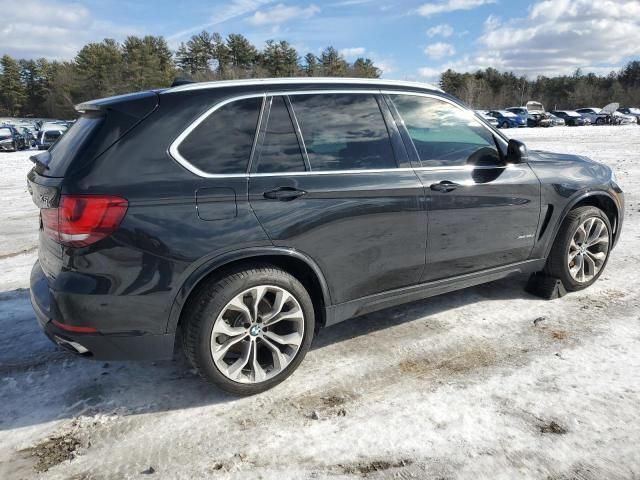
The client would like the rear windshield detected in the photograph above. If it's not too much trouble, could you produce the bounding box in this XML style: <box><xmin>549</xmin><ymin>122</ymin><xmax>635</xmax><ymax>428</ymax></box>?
<box><xmin>46</xmin><ymin>115</ymin><xmax>103</xmax><ymax>176</ymax></box>
<box><xmin>0</xmin><ymin>127</ymin><xmax>12</xmax><ymax>139</ymax></box>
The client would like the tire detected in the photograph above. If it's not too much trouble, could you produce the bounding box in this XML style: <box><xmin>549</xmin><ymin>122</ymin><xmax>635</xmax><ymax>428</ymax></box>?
<box><xmin>595</xmin><ymin>117</ymin><xmax>604</xmax><ymax>125</ymax></box>
<box><xmin>501</xmin><ymin>121</ymin><xmax>510</xmax><ymax>129</ymax></box>
<box><xmin>544</xmin><ymin>206</ymin><xmax>612</xmax><ymax>291</ymax></box>
<box><xmin>182</xmin><ymin>264</ymin><xmax>315</xmax><ymax>395</ymax></box>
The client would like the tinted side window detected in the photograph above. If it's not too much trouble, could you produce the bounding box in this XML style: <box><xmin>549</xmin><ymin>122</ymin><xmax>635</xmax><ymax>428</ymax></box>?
<box><xmin>290</xmin><ymin>93</ymin><xmax>396</xmax><ymax>171</ymax></box>
<box><xmin>256</xmin><ymin>96</ymin><xmax>306</xmax><ymax>173</ymax></box>
<box><xmin>391</xmin><ymin>94</ymin><xmax>500</xmax><ymax>167</ymax></box>
<box><xmin>178</xmin><ymin>97</ymin><xmax>262</xmax><ymax>174</ymax></box>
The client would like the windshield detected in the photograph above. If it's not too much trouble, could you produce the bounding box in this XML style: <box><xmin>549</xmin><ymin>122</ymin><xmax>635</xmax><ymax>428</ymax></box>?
<box><xmin>0</xmin><ymin>127</ymin><xmax>12</xmax><ymax>139</ymax></box>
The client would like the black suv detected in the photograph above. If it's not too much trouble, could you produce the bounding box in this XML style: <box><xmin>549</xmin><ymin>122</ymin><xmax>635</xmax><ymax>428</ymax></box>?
<box><xmin>28</xmin><ymin>78</ymin><xmax>624</xmax><ymax>394</ymax></box>
<box><xmin>0</xmin><ymin>125</ymin><xmax>26</xmax><ymax>151</ymax></box>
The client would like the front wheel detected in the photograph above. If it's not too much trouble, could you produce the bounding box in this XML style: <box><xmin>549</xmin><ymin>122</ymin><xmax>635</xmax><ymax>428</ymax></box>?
<box><xmin>182</xmin><ymin>265</ymin><xmax>315</xmax><ymax>395</ymax></box>
<box><xmin>501</xmin><ymin>121</ymin><xmax>510</xmax><ymax>129</ymax></box>
<box><xmin>544</xmin><ymin>206</ymin><xmax>612</xmax><ymax>291</ymax></box>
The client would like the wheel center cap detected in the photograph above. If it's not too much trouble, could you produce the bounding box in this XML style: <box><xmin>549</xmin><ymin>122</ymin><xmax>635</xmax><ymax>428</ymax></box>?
<box><xmin>580</xmin><ymin>245</ymin><xmax>587</xmax><ymax>254</ymax></box>
<box><xmin>249</xmin><ymin>324</ymin><xmax>262</xmax><ymax>336</ymax></box>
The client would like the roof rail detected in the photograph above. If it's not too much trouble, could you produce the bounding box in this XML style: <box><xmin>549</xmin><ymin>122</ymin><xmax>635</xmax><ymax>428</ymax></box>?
<box><xmin>163</xmin><ymin>77</ymin><xmax>443</xmax><ymax>94</ymax></box>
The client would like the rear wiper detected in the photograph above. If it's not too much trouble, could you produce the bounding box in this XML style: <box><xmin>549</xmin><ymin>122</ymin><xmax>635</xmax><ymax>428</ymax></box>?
<box><xmin>30</xmin><ymin>151</ymin><xmax>50</xmax><ymax>170</ymax></box>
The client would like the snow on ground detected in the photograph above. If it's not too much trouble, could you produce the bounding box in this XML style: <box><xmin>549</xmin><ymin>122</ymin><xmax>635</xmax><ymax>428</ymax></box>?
<box><xmin>0</xmin><ymin>126</ymin><xmax>639</xmax><ymax>479</ymax></box>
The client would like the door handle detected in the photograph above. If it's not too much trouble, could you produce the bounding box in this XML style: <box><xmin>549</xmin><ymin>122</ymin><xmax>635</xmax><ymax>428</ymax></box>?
<box><xmin>263</xmin><ymin>187</ymin><xmax>307</xmax><ymax>201</ymax></box>
<box><xmin>430</xmin><ymin>181</ymin><xmax>460</xmax><ymax>193</ymax></box>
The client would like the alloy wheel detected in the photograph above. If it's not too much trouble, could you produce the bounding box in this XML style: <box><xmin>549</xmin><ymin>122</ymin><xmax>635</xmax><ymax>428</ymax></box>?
<box><xmin>210</xmin><ymin>285</ymin><xmax>305</xmax><ymax>383</ymax></box>
<box><xmin>567</xmin><ymin>217</ymin><xmax>609</xmax><ymax>283</ymax></box>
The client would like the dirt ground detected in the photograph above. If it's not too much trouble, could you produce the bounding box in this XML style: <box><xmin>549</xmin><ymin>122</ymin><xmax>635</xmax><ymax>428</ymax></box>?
<box><xmin>0</xmin><ymin>125</ymin><xmax>639</xmax><ymax>479</ymax></box>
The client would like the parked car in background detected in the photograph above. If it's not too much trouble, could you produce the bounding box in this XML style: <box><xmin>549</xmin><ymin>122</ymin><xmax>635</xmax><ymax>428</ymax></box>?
<box><xmin>547</xmin><ymin>113</ymin><xmax>566</xmax><ymax>126</ymax></box>
<box><xmin>531</xmin><ymin>112</ymin><xmax>553</xmax><ymax>128</ymax></box>
<box><xmin>36</xmin><ymin>128</ymin><xmax>65</xmax><ymax>150</ymax></box>
<box><xmin>577</xmin><ymin>103</ymin><xmax>632</xmax><ymax>125</ymax></box>
<box><xmin>27</xmin><ymin>77</ymin><xmax>624</xmax><ymax>395</ymax></box>
<box><xmin>617</xmin><ymin>107</ymin><xmax>640</xmax><ymax>123</ymax></box>
<box><xmin>507</xmin><ymin>102</ymin><xmax>552</xmax><ymax>128</ymax></box>
<box><xmin>488</xmin><ymin>110</ymin><xmax>526</xmax><ymax>128</ymax></box>
<box><xmin>475</xmin><ymin>110</ymin><xmax>499</xmax><ymax>127</ymax></box>
<box><xmin>576</xmin><ymin>107</ymin><xmax>608</xmax><ymax>125</ymax></box>
<box><xmin>40</xmin><ymin>121</ymin><xmax>68</xmax><ymax>133</ymax></box>
<box><xmin>550</xmin><ymin>110</ymin><xmax>589</xmax><ymax>126</ymax></box>
<box><xmin>0</xmin><ymin>126</ymin><xmax>26</xmax><ymax>151</ymax></box>
<box><xmin>612</xmin><ymin>111</ymin><xmax>635</xmax><ymax>125</ymax></box>
<box><xmin>506</xmin><ymin>106</ymin><xmax>528</xmax><ymax>121</ymax></box>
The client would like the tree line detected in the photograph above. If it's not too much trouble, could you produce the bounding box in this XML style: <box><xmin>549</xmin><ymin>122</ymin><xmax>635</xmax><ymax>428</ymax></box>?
<box><xmin>0</xmin><ymin>32</ymin><xmax>381</xmax><ymax>119</ymax></box>
<box><xmin>440</xmin><ymin>62</ymin><xmax>640</xmax><ymax>110</ymax></box>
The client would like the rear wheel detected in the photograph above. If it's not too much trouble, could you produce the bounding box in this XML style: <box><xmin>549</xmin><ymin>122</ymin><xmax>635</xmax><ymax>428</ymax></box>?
<box><xmin>501</xmin><ymin>121</ymin><xmax>510</xmax><ymax>129</ymax></box>
<box><xmin>545</xmin><ymin>206</ymin><xmax>612</xmax><ymax>291</ymax></box>
<box><xmin>182</xmin><ymin>265</ymin><xmax>315</xmax><ymax>395</ymax></box>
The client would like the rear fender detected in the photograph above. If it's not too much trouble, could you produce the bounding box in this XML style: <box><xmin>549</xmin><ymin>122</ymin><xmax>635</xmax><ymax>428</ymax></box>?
<box><xmin>165</xmin><ymin>247</ymin><xmax>332</xmax><ymax>334</ymax></box>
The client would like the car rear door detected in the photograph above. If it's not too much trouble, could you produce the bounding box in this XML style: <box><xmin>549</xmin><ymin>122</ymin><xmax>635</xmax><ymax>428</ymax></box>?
<box><xmin>248</xmin><ymin>92</ymin><xmax>427</xmax><ymax>304</ymax></box>
<box><xmin>386</xmin><ymin>92</ymin><xmax>541</xmax><ymax>282</ymax></box>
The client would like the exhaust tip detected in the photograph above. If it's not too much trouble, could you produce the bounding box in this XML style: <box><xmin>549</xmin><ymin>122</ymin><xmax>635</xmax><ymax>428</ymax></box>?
<box><xmin>53</xmin><ymin>335</ymin><xmax>91</xmax><ymax>355</ymax></box>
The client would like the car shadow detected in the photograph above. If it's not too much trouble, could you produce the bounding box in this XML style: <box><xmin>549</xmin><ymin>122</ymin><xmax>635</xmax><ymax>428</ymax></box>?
<box><xmin>0</xmin><ymin>274</ymin><xmax>537</xmax><ymax>431</ymax></box>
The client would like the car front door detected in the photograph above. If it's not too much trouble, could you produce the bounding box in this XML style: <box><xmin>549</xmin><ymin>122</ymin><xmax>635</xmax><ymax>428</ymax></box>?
<box><xmin>386</xmin><ymin>93</ymin><xmax>541</xmax><ymax>282</ymax></box>
<box><xmin>248</xmin><ymin>92</ymin><xmax>427</xmax><ymax>304</ymax></box>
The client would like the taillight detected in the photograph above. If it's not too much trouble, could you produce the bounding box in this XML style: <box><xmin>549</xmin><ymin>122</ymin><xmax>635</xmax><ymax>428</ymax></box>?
<box><xmin>41</xmin><ymin>195</ymin><xmax>128</xmax><ymax>247</ymax></box>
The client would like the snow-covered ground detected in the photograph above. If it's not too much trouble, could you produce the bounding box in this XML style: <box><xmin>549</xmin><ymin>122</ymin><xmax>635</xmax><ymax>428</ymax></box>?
<box><xmin>1</xmin><ymin>126</ymin><xmax>639</xmax><ymax>479</ymax></box>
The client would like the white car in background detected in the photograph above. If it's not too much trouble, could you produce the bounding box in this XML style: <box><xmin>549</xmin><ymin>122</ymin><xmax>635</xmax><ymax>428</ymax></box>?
<box><xmin>475</xmin><ymin>110</ymin><xmax>499</xmax><ymax>127</ymax></box>
<box><xmin>576</xmin><ymin>103</ymin><xmax>635</xmax><ymax>125</ymax></box>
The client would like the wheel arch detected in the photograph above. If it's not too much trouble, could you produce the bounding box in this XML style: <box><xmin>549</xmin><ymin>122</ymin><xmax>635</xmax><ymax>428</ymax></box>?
<box><xmin>544</xmin><ymin>190</ymin><xmax>620</xmax><ymax>259</ymax></box>
<box><xmin>166</xmin><ymin>247</ymin><xmax>332</xmax><ymax>335</ymax></box>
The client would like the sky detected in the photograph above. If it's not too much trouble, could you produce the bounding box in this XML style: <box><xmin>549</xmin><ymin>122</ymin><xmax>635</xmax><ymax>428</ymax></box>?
<box><xmin>1</xmin><ymin>0</ymin><xmax>639</xmax><ymax>81</ymax></box>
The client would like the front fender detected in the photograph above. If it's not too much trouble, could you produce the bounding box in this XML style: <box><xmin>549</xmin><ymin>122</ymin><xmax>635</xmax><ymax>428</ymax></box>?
<box><xmin>539</xmin><ymin>188</ymin><xmax>623</xmax><ymax>260</ymax></box>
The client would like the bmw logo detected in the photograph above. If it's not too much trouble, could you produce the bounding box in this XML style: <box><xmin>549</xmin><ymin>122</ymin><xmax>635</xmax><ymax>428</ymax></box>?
<box><xmin>249</xmin><ymin>324</ymin><xmax>262</xmax><ymax>336</ymax></box>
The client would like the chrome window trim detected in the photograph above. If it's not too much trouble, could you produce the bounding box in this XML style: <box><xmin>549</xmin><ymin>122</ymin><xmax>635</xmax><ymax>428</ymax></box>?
<box><xmin>247</xmin><ymin>164</ymin><xmax>510</xmax><ymax>177</ymax></box>
<box><xmin>167</xmin><ymin>89</ymin><xmax>509</xmax><ymax>179</ymax></box>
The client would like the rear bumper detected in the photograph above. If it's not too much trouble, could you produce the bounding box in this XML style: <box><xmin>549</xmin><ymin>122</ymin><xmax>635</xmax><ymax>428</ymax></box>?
<box><xmin>30</xmin><ymin>260</ymin><xmax>175</xmax><ymax>360</ymax></box>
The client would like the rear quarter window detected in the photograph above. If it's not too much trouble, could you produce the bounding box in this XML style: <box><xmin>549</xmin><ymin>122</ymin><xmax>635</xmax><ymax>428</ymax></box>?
<box><xmin>176</xmin><ymin>97</ymin><xmax>262</xmax><ymax>174</ymax></box>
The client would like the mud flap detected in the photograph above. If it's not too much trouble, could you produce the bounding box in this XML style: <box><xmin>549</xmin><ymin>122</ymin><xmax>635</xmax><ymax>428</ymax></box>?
<box><xmin>525</xmin><ymin>273</ymin><xmax>567</xmax><ymax>300</ymax></box>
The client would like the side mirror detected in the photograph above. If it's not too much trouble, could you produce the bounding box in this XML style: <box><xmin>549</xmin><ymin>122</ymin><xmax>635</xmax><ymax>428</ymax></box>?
<box><xmin>506</xmin><ymin>138</ymin><xmax>528</xmax><ymax>164</ymax></box>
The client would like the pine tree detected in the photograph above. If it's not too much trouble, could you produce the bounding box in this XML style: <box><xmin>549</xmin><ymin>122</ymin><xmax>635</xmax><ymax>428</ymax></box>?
<box><xmin>123</xmin><ymin>35</ymin><xmax>175</xmax><ymax>89</ymax></box>
<box><xmin>226</xmin><ymin>34</ymin><xmax>258</xmax><ymax>77</ymax></box>
<box><xmin>351</xmin><ymin>58</ymin><xmax>381</xmax><ymax>78</ymax></box>
<box><xmin>74</xmin><ymin>39</ymin><xmax>125</xmax><ymax>99</ymax></box>
<box><xmin>303</xmin><ymin>53</ymin><xmax>319</xmax><ymax>77</ymax></box>
<box><xmin>319</xmin><ymin>47</ymin><xmax>348</xmax><ymax>77</ymax></box>
<box><xmin>0</xmin><ymin>55</ymin><xmax>26</xmax><ymax>116</ymax></box>
<box><xmin>262</xmin><ymin>40</ymin><xmax>299</xmax><ymax>77</ymax></box>
<box><xmin>175</xmin><ymin>31</ymin><xmax>214</xmax><ymax>77</ymax></box>
<box><xmin>211</xmin><ymin>32</ymin><xmax>230</xmax><ymax>77</ymax></box>
<box><xmin>19</xmin><ymin>59</ymin><xmax>47</xmax><ymax>116</ymax></box>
